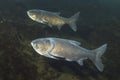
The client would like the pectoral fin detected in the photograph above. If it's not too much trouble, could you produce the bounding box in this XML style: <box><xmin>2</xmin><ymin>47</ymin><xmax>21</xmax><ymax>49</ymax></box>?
<box><xmin>49</xmin><ymin>52</ymin><xmax>65</xmax><ymax>60</ymax></box>
<box><xmin>47</xmin><ymin>53</ymin><xmax>59</xmax><ymax>59</ymax></box>
<box><xmin>48</xmin><ymin>24</ymin><xmax>52</xmax><ymax>28</ymax></box>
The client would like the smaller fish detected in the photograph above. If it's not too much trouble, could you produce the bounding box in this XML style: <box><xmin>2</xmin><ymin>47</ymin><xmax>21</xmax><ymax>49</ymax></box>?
<box><xmin>27</xmin><ymin>9</ymin><xmax>80</xmax><ymax>31</ymax></box>
<box><xmin>31</xmin><ymin>37</ymin><xmax>107</xmax><ymax>72</ymax></box>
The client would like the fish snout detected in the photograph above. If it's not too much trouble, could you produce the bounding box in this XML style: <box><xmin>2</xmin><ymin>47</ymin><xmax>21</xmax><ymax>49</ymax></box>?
<box><xmin>27</xmin><ymin>10</ymin><xmax>37</xmax><ymax>15</ymax></box>
<box><xmin>31</xmin><ymin>42</ymin><xmax>34</xmax><ymax>46</ymax></box>
<box><xmin>27</xmin><ymin>10</ymin><xmax>34</xmax><ymax>17</ymax></box>
<box><xmin>27</xmin><ymin>11</ymin><xmax>37</xmax><ymax>20</ymax></box>
<box><xmin>27</xmin><ymin>11</ymin><xmax>30</xmax><ymax>15</ymax></box>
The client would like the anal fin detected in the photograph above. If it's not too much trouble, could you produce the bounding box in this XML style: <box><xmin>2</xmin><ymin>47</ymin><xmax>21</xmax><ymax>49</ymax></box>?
<box><xmin>57</xmin><ymin>25</ymin><xmax>63</xmax><ymax>30</ymax></box>
<box><xmin>77</xmin><ymin>59</ymin><xmax>84</xmax><ymax>66</ymax></box>
<box><xmin>77</xmin><ymin>57</ymin><xmax>88</xmax><ymax>66</ymax></box>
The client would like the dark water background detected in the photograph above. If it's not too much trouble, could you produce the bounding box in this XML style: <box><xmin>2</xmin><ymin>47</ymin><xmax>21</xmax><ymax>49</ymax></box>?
<box><xmin>0</xmin><ymin>0</ymin><xmax>120</xmax><ymax>80</ymax></box>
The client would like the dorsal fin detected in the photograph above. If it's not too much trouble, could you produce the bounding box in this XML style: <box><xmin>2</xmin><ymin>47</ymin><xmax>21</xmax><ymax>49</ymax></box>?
<box><xmin>54</xmin><ymin>12</ymin><xmax>61</xmax><ymax>15</ymax></box>
<box><xmin>68</xmin><ymin>40</ymin><xmax>81</xmax><ymax>46</ymax></box>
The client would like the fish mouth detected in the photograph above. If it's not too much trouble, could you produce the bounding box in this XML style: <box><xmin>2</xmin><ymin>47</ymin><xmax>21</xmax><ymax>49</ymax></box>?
<box><xmin>31</xmin><ymin>42</ymin><xmax>34</xmax><ymax>47</ymax></box>
<box><xmin>27</xmin><ymin>11</ymin><xmax>30</xmax><ymax>16</ymax></box>
<box><xmin>27</xmin><ymin>11</ymin><xmax>37</xmax><ymax>21</ymax></box>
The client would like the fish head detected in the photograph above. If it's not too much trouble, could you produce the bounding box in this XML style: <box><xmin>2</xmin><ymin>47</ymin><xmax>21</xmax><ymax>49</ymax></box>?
<box><xmin>31</xmin><ymin>38</ymin><xmax>51</xmax><ymax>55</ymax></box>
<box><xmin>27</xmin><ymin>9</ymin><xmax>43</xmax><ymax>22</ymax></box>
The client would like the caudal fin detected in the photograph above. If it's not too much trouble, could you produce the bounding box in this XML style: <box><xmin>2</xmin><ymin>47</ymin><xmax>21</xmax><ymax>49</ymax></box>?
<box><xmin>89</xmin><ymin>44</ymin><xmax>107</xmax><ymax>72</ymax></box>
<box><xmin>66</xmin><ymin>12</ymin><xmax>80</xmax><ymax>31</ymax></box>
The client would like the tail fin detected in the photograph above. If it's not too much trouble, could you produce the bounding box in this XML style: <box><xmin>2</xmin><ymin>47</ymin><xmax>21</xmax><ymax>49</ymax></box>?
<box><xmin>89</xmin><ymin>44</ymin><xmax>107</xmax><ymax>72</ymax></box>
<box><xmin>66</xmin><ymin>12</ymin><xmax>80</xmax><ymax>31</ymax></box>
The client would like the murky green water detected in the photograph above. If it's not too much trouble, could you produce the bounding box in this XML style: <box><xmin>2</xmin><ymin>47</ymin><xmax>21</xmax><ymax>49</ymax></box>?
<box><xmin>0</xmin><ymin>0</ymin><xmax>120</xmax><ymax>80</ymax></box>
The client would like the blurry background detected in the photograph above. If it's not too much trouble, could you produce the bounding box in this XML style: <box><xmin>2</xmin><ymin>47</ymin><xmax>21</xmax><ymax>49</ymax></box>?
<box><xmin>0</xmin><ymin>0</ymin><xmax>120</xmax><ymax>80</ymax></box>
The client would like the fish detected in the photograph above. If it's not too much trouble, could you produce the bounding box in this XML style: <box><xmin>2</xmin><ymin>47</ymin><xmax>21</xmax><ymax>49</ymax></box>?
<box><xmin>31</xmin><ymin>37</ymin><xmax>107</xmax><ymax>72</ymax></box>
<box><xmin>27</xmin><ymin>9</ymin><xmax>80</xmax><ymax>31</ymax></box>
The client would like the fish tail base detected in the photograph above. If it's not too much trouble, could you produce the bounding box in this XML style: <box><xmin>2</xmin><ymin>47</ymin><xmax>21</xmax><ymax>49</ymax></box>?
<box><xmin>89</xmin><ymin>44</ymin><xmax>107</xmax><ymax>72</ymax></box>
<box><xmin>67</xmin><ymin>12</ymin><xmax>80</xmax><ymax>31</ymax></box>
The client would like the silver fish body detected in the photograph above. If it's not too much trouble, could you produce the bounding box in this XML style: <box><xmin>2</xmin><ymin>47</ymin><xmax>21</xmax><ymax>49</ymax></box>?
<box><xmin>31</xmin><ymin>37</ymin><xmax>107</xmax><ymax>72</ymax></box>
<box><xmin>27</xmin><ymin>9</ymin><xmax>80</xmax><ymax>31</ymax></box>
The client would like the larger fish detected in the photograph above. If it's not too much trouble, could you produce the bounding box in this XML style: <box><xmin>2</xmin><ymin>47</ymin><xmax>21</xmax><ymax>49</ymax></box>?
<box><xmin>31</xmin><ymin>37</ymin><xmax>107</xmax><ymax>72</ymax></box>
<box><xmin>27</xmin><ymin>9</ymin><xmax>80</xmax><ymax>31</ymax></box>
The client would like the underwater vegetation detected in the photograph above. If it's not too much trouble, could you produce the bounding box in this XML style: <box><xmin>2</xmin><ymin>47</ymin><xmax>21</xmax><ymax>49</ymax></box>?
<box><xmin>0</xmin><ymin>0</ymin><xmax>120</xmax><ymax>80</ymax></box>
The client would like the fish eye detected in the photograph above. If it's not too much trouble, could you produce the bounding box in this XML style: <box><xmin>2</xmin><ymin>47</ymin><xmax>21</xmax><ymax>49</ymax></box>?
<box><xmin>31</xmin><ymin>15</ymin><xmax>36</xmax><ymax>19</ymax></box>
<box><xmin>32</xmin><ymin>43</ymin><xmax>38</xmax><ymax>49</ymax></box>
<box><xmin>37</xmin><ymin>41</ymin><xmax>44</xmax><ymax>47</ymax></box>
